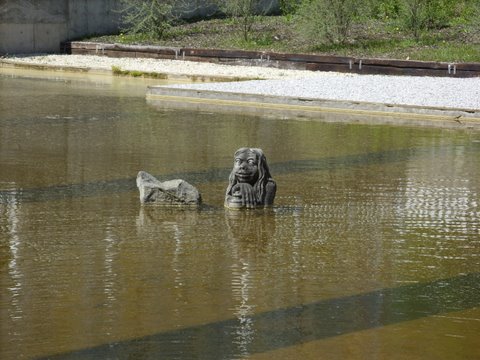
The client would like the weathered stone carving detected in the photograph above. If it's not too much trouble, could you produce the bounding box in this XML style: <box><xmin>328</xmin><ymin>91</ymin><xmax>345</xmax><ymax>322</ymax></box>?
<box><xmin>225</xmin><ymin>148</ymin><xmax>276</xmax><ymax>209</ymax></box>
<box><xmin>136</xmin><ymin>171</ymin><xmax>201</xmax><ymax>207</ymax></box>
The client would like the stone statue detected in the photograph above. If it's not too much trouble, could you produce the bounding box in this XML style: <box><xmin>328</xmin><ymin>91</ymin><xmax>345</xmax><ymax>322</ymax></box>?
<box><xmin>225</xmin><ymin>148</ymin><xmax>276</xmax><ymax>209</ymax></box>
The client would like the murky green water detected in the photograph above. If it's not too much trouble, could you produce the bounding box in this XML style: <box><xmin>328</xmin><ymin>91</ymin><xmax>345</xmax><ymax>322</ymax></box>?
<box><xmin>1</xmin><ymin>69</ymin><xmax>479</xmax><ymax>360</ymax></box>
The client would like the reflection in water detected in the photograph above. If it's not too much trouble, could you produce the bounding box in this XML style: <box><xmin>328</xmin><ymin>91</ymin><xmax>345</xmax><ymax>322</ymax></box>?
<box><xmin>225</xmin><ymin>210</ymin><xmax>277</xmax><ymax>357</ymax></box>
<box><xmin>4</xmin><ymin>191</ymin><xmax>23</xmax><ymax>355</ymax></box>
<box><xmin>172</xmin><ymin>222</ymin><xmax>186</xmax><ymax>329</ymax></box>
<box><xmin>102</xmin><ymin>222</ymin><xmax>119</xmax><ymax>337</ymax></box>
<box><xmin>36</xmin><ymin>273</ymin><xmax>480</xmax><ymax>359</ymax></box>
<box><xmin>1</xmin><ymin>72</ymin><xmax>479</xmax><ymax>360</ymax></box>
<box><xmin>401</xmin><ymin>179</ymin><xmax>478</xmax><ymax>239</ymax></box>
<box><xmin>393</xmin><ymin>144</ymin><xmax>480</xmax><ymax>283</ymax></box>
<box><xmin>231</xmin><ymin>258</ymin><xmax>254</xmax><ymax>357</ymax></box>
<box><xmin>0</xmin><ymin>149</ymin><xmax>421</xmax><ymax>204</ymax></box>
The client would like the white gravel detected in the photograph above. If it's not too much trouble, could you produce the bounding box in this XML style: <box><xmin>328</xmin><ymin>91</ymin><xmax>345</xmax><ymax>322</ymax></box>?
<box><xmin>7</xmin><ymin>54</ymin><xmax>328</xmax><ymax>79</ymax></box>
<box><xmin>6</xmin><ymin>54</ymin><xmax>480</xmax><ymax>110</ymax></box>
<box><xmin>171</xmin><ymin>75</ymin><xmax>480</xmax><ymax>111</ymax></box>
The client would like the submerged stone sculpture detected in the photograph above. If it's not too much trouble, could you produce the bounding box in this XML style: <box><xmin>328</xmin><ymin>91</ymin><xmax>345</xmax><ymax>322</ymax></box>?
<box><xmin>136</xmin><ymin>171</ymin><xmax>201</xmax><ymax>207</ymax></box>
<box><xmin>225</xmin><ymin>148</ymin><xmax>276</xmax><ymax>209</ymax></box>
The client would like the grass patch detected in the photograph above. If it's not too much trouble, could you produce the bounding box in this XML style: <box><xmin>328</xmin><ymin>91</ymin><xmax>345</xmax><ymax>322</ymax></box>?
<box><xmin>409</xmin><ymin>43</ymin><xmax>480</xmax><ymax>62</ymax></box>
<box><xmin>111</xmin><ymin>66</ymin><xmax>168</xmax><ymax>79</ymax></box>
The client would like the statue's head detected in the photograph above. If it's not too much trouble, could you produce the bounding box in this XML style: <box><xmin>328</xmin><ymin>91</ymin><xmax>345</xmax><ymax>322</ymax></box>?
<box><xmin>231</xmin><ymin>148</ymin><xmax>262</xmax><ymax>184</ymax></box>
<box><xmin>225</xmin><ymin>148</ymin><xmax>275</xmax><ymax>208</ymax></box>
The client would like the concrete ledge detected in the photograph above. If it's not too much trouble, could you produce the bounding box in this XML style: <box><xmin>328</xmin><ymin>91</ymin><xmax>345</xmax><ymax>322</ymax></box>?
<box><xmin>147</xmin><ymin>86</ymin><xmax>480</xmax><ymax>129</ymax></box>
<box><xmin>0</xmin><ymin>59</ymin><xmax>256</xmax><ymax>83</ymax></box>
<box><xmin>0</xmin><ymin>58</ymin><xmax>101</xmax><ymax>74</ymax></box>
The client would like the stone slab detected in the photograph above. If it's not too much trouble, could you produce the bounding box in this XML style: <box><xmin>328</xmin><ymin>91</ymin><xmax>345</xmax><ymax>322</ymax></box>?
<box><xmin>146</xmin><ymin>86</ymin><xmax>480</xmax><ymax>129</ymax></box>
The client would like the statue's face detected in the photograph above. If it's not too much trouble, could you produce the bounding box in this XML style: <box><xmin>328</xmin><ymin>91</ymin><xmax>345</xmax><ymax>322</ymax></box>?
<box><xmin>233</xmin><ymin>151</ymin><xmax>259</xmax><ymax>184</ymax></box>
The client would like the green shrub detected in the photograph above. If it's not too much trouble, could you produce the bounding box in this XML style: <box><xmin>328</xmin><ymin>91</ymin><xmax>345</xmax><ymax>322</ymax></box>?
<box><xmin>370</xmin><ymin>0</ymin><xmax>402</xmax><ymax>19</ymax></box>
<box><xmin>398</xmin><ymin>0</ymin><xmax>466</xmax><ymax>39</ymax></box>
<box><xmin>280</xmin><ymin>0</ymin><xmax>303</xmax><ymax>15</ymax></box>
<box><xmin>215</xmin><ymin>0</ymin><xmax>270</xmax><ymax>41</ymax></box>
<box><xmin>295</xmin><ymin>0</ymin><xmax>359</xmax><ymax>45</ymax></box>
<box><xmin>452</xmin><ymin>0</ymin><xmax>480</xmax><ymax>27</ymax></box>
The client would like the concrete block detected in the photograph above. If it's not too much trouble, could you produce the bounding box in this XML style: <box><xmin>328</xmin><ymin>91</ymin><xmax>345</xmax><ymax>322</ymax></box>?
<box><xmin>0</xmin><ymin>23</ymin><xmax>34</xmax><ymax>54</ymax></box>
<box><xmin>86</xmin><ymin>0</ymin><xmax>120</xmax><ymax>34</ymax></box>
<box><xmin>0</xmin><ymin>0</ymin><xmax>66</xmax><ymax>23</ymax></box>
<box><xmin>67</xmin><ymin>0</ymin><xmax>88</xmax><ymax>39</ymax></box>
<box><xmin>33</xmin><ymin>23</ymin><xmax>68</xmax><ymax>53</ymax></box>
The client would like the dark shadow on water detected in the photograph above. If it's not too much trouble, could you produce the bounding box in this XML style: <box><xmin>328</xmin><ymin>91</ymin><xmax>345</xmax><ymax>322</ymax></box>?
<box><xmin>0</xmin><ymin>148</ymin><xmax>422</xmax><ymax>204</ymax></box>
<box><xmin>38</xmin><ymin>273</ymin><xmax>480</xmax><ymax>360</ymax></box>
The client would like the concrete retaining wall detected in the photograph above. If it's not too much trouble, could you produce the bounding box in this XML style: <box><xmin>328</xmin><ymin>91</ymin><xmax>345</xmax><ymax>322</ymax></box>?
<box><xmin>0</xmin><ymin>0</ymin><xmax>279</xmax><ymax>54</ymax></box>
<box><xmin>0</xmin><ymin>0</ymin><xmax>121</xmax><ymax>54</ymax></box>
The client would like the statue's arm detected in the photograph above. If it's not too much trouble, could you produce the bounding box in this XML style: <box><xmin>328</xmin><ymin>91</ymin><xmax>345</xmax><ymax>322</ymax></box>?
<box><xmin>226</xmin><ymin>183</ymin><xmax>257</xmax><ymax>208</ymax></box>
<box><xmin>264</xmin><ymin>180</ymin><xmax>276</xmax><ymax>206</ymax></box>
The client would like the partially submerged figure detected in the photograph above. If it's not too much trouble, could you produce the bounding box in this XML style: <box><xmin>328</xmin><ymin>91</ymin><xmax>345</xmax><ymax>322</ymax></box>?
<box><xmin>225</xmin><ymin>148</ymin><xmax>276</xmax><ymax>209</ymax></box>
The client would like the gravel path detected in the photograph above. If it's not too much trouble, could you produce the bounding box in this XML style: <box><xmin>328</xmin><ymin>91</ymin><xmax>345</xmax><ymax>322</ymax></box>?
<box><xmin>5</xmin><ymin>54</ymin><xmax>480</xmax><ymax>110</ymax></box>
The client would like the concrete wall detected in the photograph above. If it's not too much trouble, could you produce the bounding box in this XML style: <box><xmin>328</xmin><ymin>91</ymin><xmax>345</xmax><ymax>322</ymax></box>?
<box><xmin>0</xmin><ymin>0</ymin><xmax>279</xmax><ymax>55</ymax></box>
<box><xmin>0</xmin><ymin>0</ymin><xmax>121</xmax><ymax>54</ymax></box>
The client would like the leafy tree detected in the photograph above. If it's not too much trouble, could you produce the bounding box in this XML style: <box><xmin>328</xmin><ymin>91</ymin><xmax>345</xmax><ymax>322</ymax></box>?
<box><xmin>119</xmin><ymin>0</ymin><xmax>186</xmax><ymax>39</ymax></box>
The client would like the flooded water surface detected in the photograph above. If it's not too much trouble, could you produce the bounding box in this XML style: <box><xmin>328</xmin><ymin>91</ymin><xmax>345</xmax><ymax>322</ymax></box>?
<box><xmin>1</xmin><ymin>69</ymin><xmax>479</xmax><ymax>359</ymax></box>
